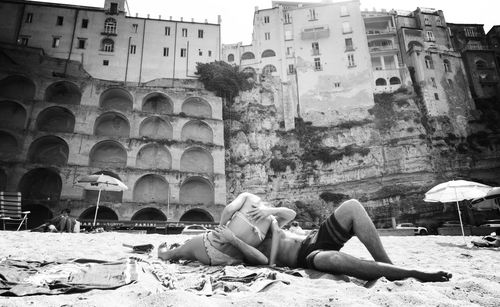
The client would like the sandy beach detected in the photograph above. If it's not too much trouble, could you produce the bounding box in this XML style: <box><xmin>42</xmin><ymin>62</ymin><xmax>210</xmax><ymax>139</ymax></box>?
<box><xmin>0</xmin><ymin>231</ymin><xmax>499</xmax><ymax>307</ymax></box>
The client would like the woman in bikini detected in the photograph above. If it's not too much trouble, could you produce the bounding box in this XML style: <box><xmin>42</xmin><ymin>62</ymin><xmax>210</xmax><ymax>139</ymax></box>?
<box><xmin>157</xmin><ymin>192</ymin><xmax>296</xmax><ymax>265</ymax></box>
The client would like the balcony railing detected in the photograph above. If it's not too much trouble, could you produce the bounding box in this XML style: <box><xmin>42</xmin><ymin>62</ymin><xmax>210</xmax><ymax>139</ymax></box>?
<box><xmin>369</xmin><ymin>45</ymin><xmax>397</xmax><ymax>52</ymax></box>
<box><xmin>301</xmin><ymin>26</ymin><xmax>330</xmax><ymax>40</ymax></box>
<box><xmin>366</xmin><ymin>27</ymin><xmax>396</xmax><ymax>35</ymax></box>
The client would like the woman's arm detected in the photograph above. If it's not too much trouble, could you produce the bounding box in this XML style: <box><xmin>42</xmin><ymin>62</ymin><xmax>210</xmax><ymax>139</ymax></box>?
<box><xmin>212</xmin><ymin>225</ymin><xmax>268</xmax><ymax>265</ymax></box>
<box><xmin>219</xmin><ymin>192</ymin><xmax>260</xmax><ymax>226</ymax></box>
<box><xmin>268</xmin><ymin>217</ymin><xmax>281</xmax><ymax>266</ymax></box>
<box><xmin>247</xmin><ymin>204</ymin><xmax>296</xmax><ymax>228</ymax></box>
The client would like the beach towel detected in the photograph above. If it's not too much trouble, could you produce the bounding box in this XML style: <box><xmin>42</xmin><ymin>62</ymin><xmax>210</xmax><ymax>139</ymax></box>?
<box><xmin>0</xmin><ymin>258</ymin><xmax>138</xmax><ymax>296</ymax></box>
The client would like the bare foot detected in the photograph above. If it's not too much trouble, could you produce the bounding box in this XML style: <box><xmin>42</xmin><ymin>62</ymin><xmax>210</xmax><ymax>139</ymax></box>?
<box><xmin>415</xmin><ymin>271</ymin><xmax>452</xmax><ymax>282</ymax></box>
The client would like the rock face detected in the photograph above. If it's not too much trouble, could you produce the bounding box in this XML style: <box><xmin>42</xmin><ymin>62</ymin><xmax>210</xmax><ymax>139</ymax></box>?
<box><xmin>225</xmin><ymin>85</ymin><xmax>500</xmax><ymax>231</ymax></box>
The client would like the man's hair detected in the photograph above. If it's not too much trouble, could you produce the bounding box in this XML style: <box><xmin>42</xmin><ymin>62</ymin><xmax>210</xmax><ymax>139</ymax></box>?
<box><xmin>291</xmin><ymin>221</ymin><xmax>299</xmax><ymax>227</ymax></box>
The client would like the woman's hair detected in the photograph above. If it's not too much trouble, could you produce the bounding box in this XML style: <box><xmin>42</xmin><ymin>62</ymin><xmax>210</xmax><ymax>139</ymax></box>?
<box><xmin>291</xmin><ymin>221</ymin><xmax>299</xmax><ymax>227</ymax></box>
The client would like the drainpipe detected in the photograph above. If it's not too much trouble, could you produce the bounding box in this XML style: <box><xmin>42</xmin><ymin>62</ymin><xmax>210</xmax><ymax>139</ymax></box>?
<box><xmin>124</xmin><ymin>36</ymin><xmax>131</xmax><ymax>83</ymax></box>
<box><xmin>64</xmin><ymin>9</ymin><xmax>79</xmax><ymax>75</ymax></box>
<box><xmin>138</xmin><ymin>18</ymin><xmax>146</xmax><ymax>84</ymax></box>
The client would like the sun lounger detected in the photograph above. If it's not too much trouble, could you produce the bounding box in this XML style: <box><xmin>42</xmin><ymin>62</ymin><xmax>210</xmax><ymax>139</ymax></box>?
<box><xmin>0</xmin><ymin>192</ymin><xmax>30</xmax><ymax>231</ymax></box>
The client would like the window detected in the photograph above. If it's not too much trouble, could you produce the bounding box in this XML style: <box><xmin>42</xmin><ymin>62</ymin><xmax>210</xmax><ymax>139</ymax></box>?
<box><xmin>165</xmin><ymin>26</ymin><xmax>171</xmax><ymax>36</ymax></box>
<box><xmin>443</xmin><ymin>59</ymin><xmax>451</xmax><ymax>72</ymax></box>
<box><xmin>286</xmin><ymin>46</ymin><xmax>293</xmax><ymax>56</ymax></box>
<box><xmin>288</xmin><ymin>64</ymin><xmax>295</xmax><ymax>74</ymax></box>
<box><xmin>77</xmin><ymin>38</ymin><xmax>86</xmax><ymax>49</ymax></box>
<box><xmin>431</xmin><ymin>77</ymin><xmax>437</xmax><ymax>88</ymax></box>
<box><xmin>425</xmin><ymin>56</ymin><xmax>434</xmax><ymax>69</ymax></box>
<box><xmin>104</xmin><ymin>18</ymin><xmax>117</xmax><ymax>34</ymax></box>
<box><xmin>309</xmin><ymin>9</ymin><xmax>317</xmax><ymax>20</ymax></box>
<box><xmin>334</xmin><ymin>82</ymin><xmax>341</xmax><ymax>88</ymax></box>
<box><xmin>376</xmin><ymin>78</ymin><xmax>387</xmax><ymax>86</ymax></box>
<box><xmin>340</xmin><ymin>6</ymin><xmax>349</xmax><ymax>17</ymax></box>
<box><xmin>347</xmin><ymin>54</ymin><xmax>355</xmax><ymax>67</ymax></box>
<box><xmin>208</xmin><ymin>50</ymin><xmax>212</xmax><ymax>57</ymax></box>
<box><xmin>163</xmin><ymin>47</ymin><xmax>169</xmax><ymax>56</ymax></box>
<box><xmin>102</xmin><ymin>38</ymin><xmax>114</xmax><ymax>52</ymax></box>
<box><xmin>110</xmin><ymin>2</ymin><xmax>118</xmax><ymax>14</ymax></box>
<box><xmin>464</xmin><ymin>27</ymin><xmax>478</xmax><ymax>37</ymax></box>
<box><xmin>56</xmin><ymin>16</ymin><xmax>64</xmax><ymax>26</ymax></box>
<box><xmin>265</xmin><ymin>32</ymin><xmax>271</xmax><ymax>40</ymax></box>
<box><xmin>345</xmin><ymin>38</ymin><xmax>353</xmax><ymax>51</ymax></box>
<box><xmin>180</xmin><ymin>48</ymin><xmax>187</xmax><ymax>57</ymax></box>
<box><xmin>424</xmin><ymin>17</ymin><xmax>430</xmax><ymax>25</ymax></box>
<box><xmin>227</xmin><ymin>54</ymin><xmax>234</xmax><ymax>62</ymax></box>
<box><xmin>52</xmin><ymin>37</ymin><xmax>60</xmax><ymax>48</ymax></box>
<box><xmin>426</xmin><ymin>31</ymin><xmax>435</xmax><ymax>41</ymax></box>
<box><xmin>130</xmin><ymin>44</ymin><xmax>136</xmax><ymax>54</ymax></box>
<box><xmin>284</xmin><ymin>13</ymin><xmax>292</xmax><ymax>24</ymax></box>
<box><xmin>312</xmin><ymin>42</ymin><xmax>320</xmax><ymax>55</ymax></box>
<box><xmin>447</xmin><ymin>79</ymin><xmax>453</xmax><ymax>87</ymax></box>
<box><xmin>342</xmin><ymin>22</ymin><xmax>352</xmax><ymax>34</ymax></box>
<box><xmin>434</xmin><ymin>93</ymin><xmax>439</xmax><ymax>100</ymax></box>
<box><xmin>314</xmin><ymin>57</ymin><xmax>321</xmax><ymax>70</ymax></box>
<box><xmin>26</xmin><ymin>13</ymin><xmax>33</xmax><ymax>23</ymax></box>
<box><xmin>132</xmin><ymin>24</ymin><xmax>138</xmax><ymax>33</ymax></box>
<box><xmin>436</xmin><ymin>18</ymin><xmax>442</xmax><ymax>26</ymax></box>
<box><xmin>19</xmin><ymin>37</ymin><xmax>29</xmax><ymax>46</ymax></box>
<box><xmin>103</xmin><ymin>60</ymin><xmax>109</xmax><ymax>66</ymax></box>
<box><xmin>198</xmin><ymin>29</ymin><xmax>204</xmax><ymax>38</ymax></box>
<box><xmin>264</xmin><ymin>16</ymin><xmax>270</xmax><ymax>23</ymax></box>
<box><xmin>476</xmin><ymin>60</ymin><xmax>487</xmax><ymax>69</ymax></box>
<box><xmin>182</xmin><ymin>28</ymin><xmax>188</xmax><ymax>37</ymax></box>
<box><xmin>80</xmin><ymin>19</ymin><xmax>88</xmax><ymax>28</ymax></box>
<box><xmin>285</xmin><ymin>30</ymin><xmax>292</xmax><ymax>40</ymax></box>
<box><xmin>198</xmin><ymin>49</ymin><xmax>202</xmax><ymax>56</ymax></box>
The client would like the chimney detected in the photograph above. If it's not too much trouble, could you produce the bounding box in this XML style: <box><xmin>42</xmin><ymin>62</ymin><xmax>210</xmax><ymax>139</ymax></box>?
<box><xmin>218</xmin><ymin>15</ymin><xmax>221</xmax><ymax>24</ymax></box>
<box><xmin>147</xmin><ymin>14</ymin><xmax>150</xmax><ymax>19</ymax></box>
<box><xmin>181</xmin><ymin>17</ymin><xmax>183</xmax><ymax>21</ymax></box>
<box><xmin>205</xmin><ymin>19</ymin><xmax>208</xmax><ymax>23</ymax></box>
<box><xmin>191</xmin><ymin>18</ymin><xmax>194</xmax><ymax>22</ymax></box>
<box><xmin>159</xmin><ymin>15</ymin><xmax>161</xmax><ymax>19</ymax></box>
<box><xmin>255</xmin><ymin>6</ymin><xmax>259</xmax><ymax>11</ymax></box>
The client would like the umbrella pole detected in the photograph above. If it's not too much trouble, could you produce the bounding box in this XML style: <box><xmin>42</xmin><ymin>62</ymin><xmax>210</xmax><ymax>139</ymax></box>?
<box><xmin>93</xmin><ymin>188</ymin><xmax>102</xmax><ymax>227</ymax></box>
<box><xmin>456</xmin><ymin>200</ymin><xmax>467</xmax><ymax>245</ymax></box>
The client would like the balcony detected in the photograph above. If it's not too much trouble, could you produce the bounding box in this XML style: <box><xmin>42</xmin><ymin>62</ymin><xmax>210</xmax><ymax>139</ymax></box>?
<box><xmin>463</xmin><ymin>44</ymin><xmax>492</xmax><ymax>52</ymax></box>
<box><xmin>369</xmin><ymin>45</ymin><xmax>398</xmax><ymax>53</ymax></box>
<box><xmin>301</xmin><ymin>26</ymin><xmax>330</xmax><ymax>40</ymax></box>
<box><xmin>366</xmin><ymin>27</ymin><xmax>396</xmax><ymax>36</ymax></box>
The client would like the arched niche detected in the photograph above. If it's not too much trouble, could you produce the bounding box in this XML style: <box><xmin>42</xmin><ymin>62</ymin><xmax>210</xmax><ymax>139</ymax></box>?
<box><xmin>94</xmin><ymin>112</ymin><xmax>130</xmax><ymax>137</ymax></box>
<box><xmin>261</xmin><ymin>49</ymin><xmax>276</xmax><ymax>58</ymax></box>
<box><xmin>180</xmin><ymin>147</ymin><xmax>213</xmax><ymax>173</ymax></box>
<box><xmin>18</xmin><ymin>168</ymin><xmax>61</xmax><ymax>202</ymax></box>
<box><xmin>241</xmin><ymin>52</ymin><xmax>255</xmax><ymax>60</ymax></box>
<box><xmin>0</xmin><ymin>168</ymin><xmax>6</xmax><ymax>191</ymax></box>
<box><xmin>44</xmin><ymin>81</ymin><xmax>81</xmax><ymax>105</ymax></box>
<box><xmin>179</xmin><ymin>177</ymin><xmax>214</xmax><ymax>205</ymax></box>
<box><xmin>136</xmin><ymin>143</ymin><xmax>172</xmax><ymax>169</ymax></box>
<box><xmin>99</xmin><ymin>88</ymin><xmax>133</xmax><ymax>112</ymax></box>
<box><xmin>242</xmin><ymin>67</ymin><xmax>256</xmax><ymax>76</ymax></box>
<box><xmin>84</xmin><ymin>171</ymin><xmax>123</xmax><ymax>203</ymax></box>
<box><xmin>133</xmin><ymin>174</ymin><xmax>169</xmax><ymax>203</ymax></box>
<box><xmin>79</xmin><ymin>206</ymin><xmax>118</xmax><ymax>220</ymax></box>
<box><xmin>21</xmin><ymin>204</ymin><xmax>53</xmax><ymax>229</ymax></box>
<box><xmin>0</xmin><ymin>101</ymin><xmax>26</xmax><ymax>130</ymax></box>
<box><xmin>227</xmin><ymin>54</ymin><xmax>235</xmax><ymax>62</ymax></box>
<box><xmin>27</xmin><ymin>136</ymin><xmax>69</xmax><ymax>166</ymax></box>
<box><xmin>36</xmin><ymin>106</ymin><xmax>75</xmax><ymax>133</ymax></box>
<box><xmin>407</xmin><ymin>41</ymin><xmax>423</xmax><ymax>51</ymax></box>
<box><xmin>89</xmin><ymin>140</ymin><xmax>127</xmax><ymax>168</ymax></box>
<box><xmin>139</xmin><ymin>116</ymin><xmax>173</xmax><ymax>139</ymax></box>
<box><xmin>179</xmin><ymin>208</ymin><xmax>214</xmax><ymax>222</ymax></box>
<box><xmin>262</xmin><ymin>64</ymin><xmax>277</xmax><ymax>75</ymax></box>
<box><xmin>142</xmin><ymin>93</ymin><xmax>173</xmax><ymax>114</ymax></box>
<box><xmin>389</xmin><ymin>77</ymin><xmax>401</xmax><ymax>85</ymax></box>
<box><xmin>131</xmin><ymin>208</ymin><xmax>167</xmax><ymax>221</ymax></box>
<box><xmin>181</xmin><ymin>120</ymin><xmax>213</xmax><ymax>143</ymax></box>
<box><xmin>181</xmin><ymin>97</ymin><xmax>212</xmax><ymax>118</ymax></box>
<box><xmin>375</xmin><ymin>78</ymin><xmax>387</xmax><ymax>86</ymax></box>
<box><xmin>0</xmin><ymin>75</ymin><xmax>36</xmax><ymax>101</ymax></box>
<box><xmin>0</xmin><ymin>131</ymin><xmax>18</xmax><ymax>158</ymax></box>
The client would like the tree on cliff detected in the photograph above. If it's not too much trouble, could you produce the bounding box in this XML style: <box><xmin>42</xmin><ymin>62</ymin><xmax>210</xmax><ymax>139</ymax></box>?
<box><xmin>195</xmin><ymin>61</ymin><xmax>252</xmax><ymax>103</ymax></box>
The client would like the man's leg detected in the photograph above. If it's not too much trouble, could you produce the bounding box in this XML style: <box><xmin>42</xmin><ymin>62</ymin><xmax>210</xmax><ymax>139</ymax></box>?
<box><xmin>313</xmin><ymin>250</ymin><xmax>451</xmax><ymax>282</ymax></box>
<box><xmin>334</xmin><ymin>199</ymin><xmax>392</xmax><ymax>264</ymax></box>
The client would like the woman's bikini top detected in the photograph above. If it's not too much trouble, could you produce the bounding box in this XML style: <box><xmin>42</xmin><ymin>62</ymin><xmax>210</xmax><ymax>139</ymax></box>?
<box><xmin>231</xmin><ymin>211</ymin><xmax>266</xmax><ymax>241</ymax></box>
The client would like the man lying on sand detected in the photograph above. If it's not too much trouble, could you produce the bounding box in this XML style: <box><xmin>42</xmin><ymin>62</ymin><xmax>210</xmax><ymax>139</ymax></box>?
<box><xmin>158</xmin><ymin>192</ymin><xmax>296</xmax><ymax>265</ymax></box>
<box><xmin>213</xmin><ymin>199</ymin><xmax>452</xmax><ymax>283</ymax></box>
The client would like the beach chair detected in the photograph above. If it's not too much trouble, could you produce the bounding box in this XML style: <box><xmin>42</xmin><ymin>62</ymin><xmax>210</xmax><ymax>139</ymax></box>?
<box><xmin>0</xmin><ymin>192</ymin><xmax>30</xmax><ymax>231</ymax></box>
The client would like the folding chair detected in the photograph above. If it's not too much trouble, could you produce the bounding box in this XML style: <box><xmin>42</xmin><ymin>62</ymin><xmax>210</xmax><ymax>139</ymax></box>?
<box><xmin>0</xmin><ymin>192</ymin><xmax>30</xmax><ymax>231</ymax></box>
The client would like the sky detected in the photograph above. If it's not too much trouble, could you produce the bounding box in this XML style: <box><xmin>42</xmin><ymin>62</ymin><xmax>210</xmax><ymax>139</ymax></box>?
<box><xmin>33</xmin><ymin>0</ymin><xmax>499</xmax><ymax>44</ymax></box>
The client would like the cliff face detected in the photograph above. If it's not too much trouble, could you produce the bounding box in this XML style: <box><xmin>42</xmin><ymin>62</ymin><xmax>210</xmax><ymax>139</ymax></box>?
<box><xmin>225</xmin><ymin>85</ymin><xmax>500</xmax><ymax>231</ymax></box>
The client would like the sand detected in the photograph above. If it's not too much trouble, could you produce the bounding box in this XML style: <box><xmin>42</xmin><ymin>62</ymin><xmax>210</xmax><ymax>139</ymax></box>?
<box><xmin>0</xmin><ymin>231</ymin><xmax>499</xmax><ymax>307</ymax></box>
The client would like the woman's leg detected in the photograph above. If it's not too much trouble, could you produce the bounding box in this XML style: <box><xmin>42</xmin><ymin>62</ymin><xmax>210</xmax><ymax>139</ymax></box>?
<box><xmin>158</xmin><ymin>235</ymin><xmax>211</xmax><ymax>265</ymax></box>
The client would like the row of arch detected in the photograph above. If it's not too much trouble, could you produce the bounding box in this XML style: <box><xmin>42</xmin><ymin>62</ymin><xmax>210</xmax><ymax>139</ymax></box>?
<box><xmin>0</xmin><ymin>101</ymin><xmax>214</xmax><ymax>142</ymax></box>
<box><xmin>0</xmin><ymin>134</ymin><xmax>214</xmax><ymax>173</ymax></box>
<box><xmin>227</xmin><ymin>49</ymin><xmax>276</xmax><ymax>62</ymax></box>
<box><xmin>0</xmin><ymin>76</ymin><xmax>212</xmax><ymax>117</ymax></box>
<box><xmin>375</xmin><ymin>77</ymin><xmax>401</xmax><ymax>86</ymax></box>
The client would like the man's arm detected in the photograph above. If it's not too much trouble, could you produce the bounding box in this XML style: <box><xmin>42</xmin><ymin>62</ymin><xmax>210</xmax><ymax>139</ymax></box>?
<box><xmin>268</xmin><ymin>217</ymin><xmax>281</xmax><ymax>266</ymax></box>
<box><xmin>247</xmin><ymin>205</ymin><xmax>296</xmax><ymax>228</ymax></box>
<box><xmin>212</xmin><ymin>225</ymin><xmax>268</xmax><ymax>265</ymax></box>
<box><xmin>219</xmin><ymin>192</ymin><xmax>260</xmax><ymax>226</ymax></box>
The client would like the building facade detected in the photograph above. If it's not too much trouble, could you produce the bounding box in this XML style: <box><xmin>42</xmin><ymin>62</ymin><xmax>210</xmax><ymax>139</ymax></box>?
<box><xmin>0</xmin><ymin>0</ymin><xmax>226</xmax><ymax>228</ymax></box>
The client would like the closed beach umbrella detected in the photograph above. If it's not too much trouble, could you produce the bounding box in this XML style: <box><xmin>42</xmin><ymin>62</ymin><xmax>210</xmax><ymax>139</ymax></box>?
<box><xmin>424</xmin><ymin>180</ymin><xmax>491</xmax><ymax>243</ymax></box>
<box><xmin>76</xmin><ymin>174</ymin><xmax>128</xmax><ymax>227</ymax></box>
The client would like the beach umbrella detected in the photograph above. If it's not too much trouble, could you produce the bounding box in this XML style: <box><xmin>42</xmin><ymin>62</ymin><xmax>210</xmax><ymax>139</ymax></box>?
<box><xmin>76</xmin><ymin>174</ymin><xmax>128</xmax><ymax>227</ymax></box>
<box><xmin>424</xmin><ymin>180</ymin><xmax>491</xmax><ymax>243</ymax></box>
<box><xmin>471</xmin><ymin>187</ymin><xmax>500</xmax><ymax>211</ymax></box>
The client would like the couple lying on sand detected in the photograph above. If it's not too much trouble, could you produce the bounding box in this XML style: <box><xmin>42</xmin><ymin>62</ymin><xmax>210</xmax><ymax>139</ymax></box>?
<box><xmin>158</xmin><ymin>192</ymin><xmax>451</xmax><ymax>283</ymax></box>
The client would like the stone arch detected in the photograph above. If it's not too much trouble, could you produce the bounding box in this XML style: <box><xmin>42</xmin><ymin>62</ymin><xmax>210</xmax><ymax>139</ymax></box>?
<box><xmin>181</xmin><ymin>120</ymin><xmax>213</xmax><ymax>143</ymax></box>
<box><xmin>262</xmin><ymin>64</ymin><xmax>277</xmax><ymax>75</ymax></box>
<box><xmin>79</xmin><ymin>206</ymin><xmax>118</xmax><ymax>220</ymax></box>
<box><xmin>142</xmin><ymin>92</ymin><xmax>173</xmax><ymax>114</ymax></box>
<box><xmin>136</xmin><ymin>143</ymin><xmax>172</xmax><ymax>169</ymax></box>
<box><xmin>133</xmin><ymin>174</ymin><xmax>169</xmax><ymax>203</ymax></box>
<box><xmin>389</xmin><ymin>77</ymin><xmax>401</xmax><ymax>85</ymax></box>
<box><xmin>21</xmin><ymin>204</ymin><xmax>53</xmax><ymax>229</ymax></box>
<box><xmin>475</xmin><ymin>59</ymin><xmax>487</xmax><ymax>69</ymax></box>
<box><xmin>27</xmin><ymin>136</ymin><xmax>69</xmax><ymax>166</ymax></box>
<box><xmin>84</xmin><ymin>171</ymin><xmax>123</xmax><ymax>203</ymax></box>
<box><xmin>241</xmin><ymin>52</ymin><xmax>255</xmax><ymax>60</ymax></box>
<box><xmin>101</xmin><ymin>38</ymin><xmax>115</xmax><ymax>52</ymax></box>
<box><xmin>179</xmin><ymin>176</ymin><xmax>214</xmax><ymax>205</ymax></box>
<box><xmin>0</xmin><ymin>75</ymin><xmax>36</xmax><ymax>101</ymax></box>
<box><xmin>0</xmin><ymin>168</ymin><xmax>6</xmax><ymax>191</ymax></box>
<box><xmin>99</xmin><ymin>88</ymin><xmax>133</xmax><ymax>112</ymax></box>
<box><xmin>261</xmin><ymin>49</ymin><xmax>276</xmax><ymax>58</ymax></box>
<box><xmin>0</xmin><ymin>131</ymin><xmax>18</xmax><ymax>159</ymax></box>
<box><xmin>139</xmin><ymin>116</ymin><xmax>173</xmax><ymax>139</ymax></box>
<box><xmin>0</xmin><ymin>100</ymin><xmax>26</xmax><ymax>130</ymax></box>
<box><xmin>36</xmin><ymin>106</ymin><xmax>75</xmax><ymax>133</ymax></box>
<box><xmin>89</xmin><ymin>140</ymin><xmax>127</xmax><ymax>168</ymax></box>
<box><xmin>407</xmin><ymin>41</ymin><xmax>423</xmax><ymax>51</ymax></box>
<box><xmin>44</xmin><ymin>81</ymin><xmax>81</xmax><ymax>105</ymax></box>
<box><xmin>94</xmin><ymin>112</ymin><xmax>130</xmax><ymax>137</ymax></box>
<box><xmin>131</xmin><ymin>208</ymin><xmax>167</xmax><ymax>221</ymax></box>
<box><xmin>424</xmin><ymin>55</ymin><xmax>434</xmax><ymax>69</ymax></box>
<box><xmin>181</xmin><ymin>97</ymin><xmax>212</xmax><ymax>118</ymax></box>
<box><xmin>180</xmin><ymin>147</ymin><xmax>213</xmax><ymax>173</ymax></box>
<box><xmin>375</xmin><ymin>78</ymin><xmax>387</xmax><ymax>86</ymax></box>
<box><xmin>18</xmin><ymin>168</ymin><xmax>62</xmax><ymax>202</ymax></box>
<box><xmin>227</xmin><ymin>54</ymin><xmax>235</xmax><ymax>62</ymax></box>
<box><xmin>242</xmin><ymin>67</ymin><xmax>256</xmax><ymax>75</ymax></box>
<box><xmin>179</xmin><ymin>208</ymin><xmax>214</xmax><ymax>222</ymax></box>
